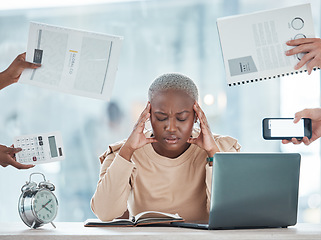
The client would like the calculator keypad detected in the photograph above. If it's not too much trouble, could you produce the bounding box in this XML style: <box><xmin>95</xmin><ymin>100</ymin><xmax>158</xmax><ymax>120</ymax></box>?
<box><xmin>15</xmin><ymin>136</ymin><xmax>46</xmax><ymax>163</ymax></box>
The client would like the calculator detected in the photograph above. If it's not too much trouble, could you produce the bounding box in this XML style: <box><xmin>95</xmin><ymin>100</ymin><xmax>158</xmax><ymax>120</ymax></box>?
<box><xmin>14</xmin><ymin>131</ymin><xmax>64</xmax><ymax>165</ymax></box>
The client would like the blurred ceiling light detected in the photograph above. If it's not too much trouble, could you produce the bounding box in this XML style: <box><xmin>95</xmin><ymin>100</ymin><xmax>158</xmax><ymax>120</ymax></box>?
<box><xmin>308</xmin><ymin>193</ymin><xmax>321</xmax><ymax>209</ymax></box>
<box><xmin>203</xmin><ymin>94</ymin><xmax>215</xmax><ymax>106</ymax></box>
<box><xmin>217</xmin><ymin>91</ymin><xmax>227</xmax><ymax>111</ymax></box>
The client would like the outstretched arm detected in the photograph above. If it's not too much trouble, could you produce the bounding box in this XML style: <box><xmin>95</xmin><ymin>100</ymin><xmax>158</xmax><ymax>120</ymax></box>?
<box><xmin>0</xmin><ymin>53</ymin><xmax>40</xmax><ymax>90</ymax></box>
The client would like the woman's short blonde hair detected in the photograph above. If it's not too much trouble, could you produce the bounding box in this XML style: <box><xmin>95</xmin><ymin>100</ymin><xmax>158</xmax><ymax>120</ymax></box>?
<box><xmin>148</xmin><ymin>73</ymin><xmax>198</xmax><ymax>101</ymax></box>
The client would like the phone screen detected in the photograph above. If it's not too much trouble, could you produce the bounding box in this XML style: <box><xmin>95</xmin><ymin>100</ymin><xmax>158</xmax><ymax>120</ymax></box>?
<box><xmin>269</xmin><ymin>119</ymin><xmax>304</xmax><ymax>137</ymax></box>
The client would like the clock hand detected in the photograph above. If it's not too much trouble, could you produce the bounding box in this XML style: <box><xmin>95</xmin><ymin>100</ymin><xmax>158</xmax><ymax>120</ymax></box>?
<box><xmin>43</xmin><ymin>199</ymin><xmax>52</xmax><ymax>208</ymax></box>
<box><xmin>44</xmin><ymin>206</ymin><xmax>52</xmax><ymax>213</ymax></box>
<box><xmin>36</xmin><ymin>199</ymin><xmax>53</xmax><ymax>214</ymax></box>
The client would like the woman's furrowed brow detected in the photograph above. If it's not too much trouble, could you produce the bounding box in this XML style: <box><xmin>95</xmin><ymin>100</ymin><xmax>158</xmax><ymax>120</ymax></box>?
<box><xmin>176</xmin><ymin>110</ymin><xmax>190</xmax><ymax>115</ymax></box>
<box><xmin>154</xmin><ymin>111</ymin><xmax>167</xmax><ymax>115</ymax></box>
<box><xmin>154</xmin><ymin>110</ymin><xmax>190</xmax><ymax>115</ymax></box>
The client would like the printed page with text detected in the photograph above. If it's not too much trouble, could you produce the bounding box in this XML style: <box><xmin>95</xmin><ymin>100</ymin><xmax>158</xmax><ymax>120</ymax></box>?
<box><xmin>20</xmin><ymin>22</ymin><xmax>123</xmax><ymax>100</ymax></box>
<box><xmin>217</xmin><ymin>4</ymin><xmax>315</xmax><ymax>86</ymax></box>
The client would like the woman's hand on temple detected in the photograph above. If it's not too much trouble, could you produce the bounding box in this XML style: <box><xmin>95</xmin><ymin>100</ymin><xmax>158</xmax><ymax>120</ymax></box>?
<box><xmin>119</xmin><ymin>102</ymin><xmax>157</xmax><ymax>161</ymax></box>
<box><xmin>187</xmin><ymin>102</ymin><xmax>220</xmax><ymax>158</ymax></box>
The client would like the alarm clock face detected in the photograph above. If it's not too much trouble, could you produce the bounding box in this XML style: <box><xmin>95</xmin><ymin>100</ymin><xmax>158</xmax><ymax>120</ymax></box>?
<box><xmin>32</xmin><ymin>189</ymin><xmax>58</xmax><ymax>223</ymax></box>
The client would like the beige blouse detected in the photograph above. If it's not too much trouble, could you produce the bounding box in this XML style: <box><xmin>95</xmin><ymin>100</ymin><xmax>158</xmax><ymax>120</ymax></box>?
<box><xmin>91</xmin><ymin>129</ymin><xmax>241</xmax><ymax>222</ymax></box>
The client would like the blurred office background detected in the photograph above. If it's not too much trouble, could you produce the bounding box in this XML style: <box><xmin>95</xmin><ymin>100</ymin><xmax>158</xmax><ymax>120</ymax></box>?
<box><xmin>0</xmin><ymin>0</ymin><xmax>320</xmax><ymax>223</ymax></box>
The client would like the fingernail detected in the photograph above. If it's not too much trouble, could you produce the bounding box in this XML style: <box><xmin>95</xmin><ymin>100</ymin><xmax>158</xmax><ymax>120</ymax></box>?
<box><xmin>285</xmin><ymin>50</ymin><xmax>289</xmax><ymax>55</ymax></box>
<box><xmin>286</xmin><ymin>40</ymin><xmax>291</xmax><ymax>44</ymax></box>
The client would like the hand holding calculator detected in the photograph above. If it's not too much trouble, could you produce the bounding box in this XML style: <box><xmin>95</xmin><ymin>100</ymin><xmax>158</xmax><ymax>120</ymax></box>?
<box><xmin>14</xmin><ymin>132</ymin><xmax>64</xmax><ymax>165</ymax></box>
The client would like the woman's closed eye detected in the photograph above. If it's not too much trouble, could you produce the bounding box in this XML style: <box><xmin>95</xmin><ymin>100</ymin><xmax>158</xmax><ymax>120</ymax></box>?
<box><xmin>156</xmin><ymin>117</ymin><xmax>168</xmax><ymax>121</ymax></box>
<box><xmin>154</xmin><ymin>111</ymin><xmax>190</xmax><ymax>122</ymax></box>
<box><xmin>177</xmin><ymin>118</ymin><xmax>187</xmax><ymax>122</ymax></box>
<box><xmin>176</xmin><ymin>112</ymin><xmax>189</xmax><ymax>122</ymax></box>
<box><xmin>156</xmin><ymin>117</ymin><xmax>187</xmax><ymax>122</ymax></box>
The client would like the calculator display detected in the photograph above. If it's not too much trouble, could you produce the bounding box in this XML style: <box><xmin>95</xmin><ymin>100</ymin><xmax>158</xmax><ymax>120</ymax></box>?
<box><xmin>48</xmin><ymin>136</ymin><xmax>58</xmax><ymax>158</ymax></box>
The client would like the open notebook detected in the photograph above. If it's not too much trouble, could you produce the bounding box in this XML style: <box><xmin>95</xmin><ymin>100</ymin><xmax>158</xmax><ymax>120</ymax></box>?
<box><xmin>84</xmin><ymin>211</ymin><xmax>184</xmax><ymax>227</ymax></box>
<box><xmin>217</xmin><ymin>4</ymin><xmax>315</xmax><ymax>86</ymax></box>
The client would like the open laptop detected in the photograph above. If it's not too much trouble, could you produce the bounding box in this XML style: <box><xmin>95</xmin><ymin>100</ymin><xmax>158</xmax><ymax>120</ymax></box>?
<box><xmin>171</xmin><ymin>152</ymin><xmax>301</xmax><ymax>230</ymax></box>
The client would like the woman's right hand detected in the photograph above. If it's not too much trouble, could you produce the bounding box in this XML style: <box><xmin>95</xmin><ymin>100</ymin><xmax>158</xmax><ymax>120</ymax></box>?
<box><xmin>119</xmin><ymin>102</ymin><xmax>157</xmax><ymax>161</ymax></box>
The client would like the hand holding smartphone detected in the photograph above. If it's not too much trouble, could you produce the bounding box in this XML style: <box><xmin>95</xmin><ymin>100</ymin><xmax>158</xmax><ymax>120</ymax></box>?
<box><xmin>262</xmin><ymin>118</ymin><xmax>312</xmax><ymax>140</ymax></box>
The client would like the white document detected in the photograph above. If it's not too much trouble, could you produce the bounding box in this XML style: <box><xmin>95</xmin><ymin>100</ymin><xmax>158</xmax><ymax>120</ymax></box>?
<box><xmin>20</xmin><ymin>22</ymin><xmax>123</xmax><ymax>100</ymax></box>
<box><xmin>217</xmin><ymin>4</ymin><xmax>315</xmax><ymax>86</ymax></box>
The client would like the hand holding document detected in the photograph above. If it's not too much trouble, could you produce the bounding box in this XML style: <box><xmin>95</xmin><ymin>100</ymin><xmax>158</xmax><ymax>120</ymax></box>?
<box><xmin>20</xmin><ymin>22</ymin><xmax>123</xmax><ymax>100</ymax></box>
<box><xmin>217</xmin><ymin>4</ymin><xmax>315</xmax><ymax>86</ymax></box>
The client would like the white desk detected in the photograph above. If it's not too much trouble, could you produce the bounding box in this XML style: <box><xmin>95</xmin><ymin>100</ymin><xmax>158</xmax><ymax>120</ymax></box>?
<box><xmin>1</xmin><ymin>222</ymin><xmax>321</xmax><ymax>240</ymax></box>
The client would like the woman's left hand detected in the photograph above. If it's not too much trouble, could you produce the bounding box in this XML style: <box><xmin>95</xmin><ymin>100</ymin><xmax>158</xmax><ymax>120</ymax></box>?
<box><xmin>187</xmin><ymin>102</ymin><xmax>220</xmax><ymax>157</ymax></box>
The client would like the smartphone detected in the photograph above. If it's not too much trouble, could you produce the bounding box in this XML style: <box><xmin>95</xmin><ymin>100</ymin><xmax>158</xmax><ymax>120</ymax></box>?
<box><xmin>262</xmin><ymin>118</ymin><xmax>312</xmax><ymax>140</ymax></box>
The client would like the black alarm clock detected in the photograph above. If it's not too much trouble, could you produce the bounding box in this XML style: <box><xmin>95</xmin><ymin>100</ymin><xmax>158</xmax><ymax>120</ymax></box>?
<box><xmin>18</xmin><ymin>172</ymin><xmax>58</xmax><ymax>229</ymax></box>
